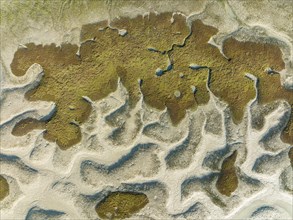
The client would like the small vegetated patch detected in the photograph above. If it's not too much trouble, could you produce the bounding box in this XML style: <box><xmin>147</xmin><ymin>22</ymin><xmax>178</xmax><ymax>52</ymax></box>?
<box><xmin>216</xmin><ymin>151</ymin><xmax>238</xmax><ymax>197</ymax></box>
<box><xmin>95</xmin><ymin>191</ymin><xmax>149</xmax><ymax>219</ymax></box>
<box><xmin>12</xmin><ymin>118</ymin><xmax>46</xmax><ymax>136</ymax></box>
<box><xmin>0</xmin><ymin>175</ymin><xmax>9</xmax><ymax>201</ymax></box>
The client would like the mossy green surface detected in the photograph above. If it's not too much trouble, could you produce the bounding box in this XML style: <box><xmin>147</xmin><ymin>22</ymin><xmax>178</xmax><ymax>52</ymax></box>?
<box><xmin>216</xmin><ymin>151</ymin><xmax>238</xmax><ymax>197</ymax></box>
<box><xmin>12</xmin><ymin>43</ymin><xmax>93</xmax><ymax>149</ymax></box>
<box><xmin>12</xmin><ymin>118</ymin><xmax>46</xmax><ymax>136</ymax></box>
<box><xmin>10</xmin><ymin>12</ymin><xmax>189</xmax><ymax>149</ymax></box>
<box><xmin>95</xmin><ymin>192</ymin><xmax>149</xmax><ymax>219</ymax></box>
<box><xmin>10</xmin><ymin>13</ymin><xmax>293</xmax><ymax>149</ymax></box>
<box><xmin>221</xmin><ymin>39</ymin><xmax>292</xmax><ymax>145</ymax></box>
<box><xmin>0</xmin><ymin>175</ymin><xmax>9</xmax><ymax>201</ymax></box>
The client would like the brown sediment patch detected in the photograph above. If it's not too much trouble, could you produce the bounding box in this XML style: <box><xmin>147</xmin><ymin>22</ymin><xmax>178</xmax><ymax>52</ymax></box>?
<box><xmin>95</xmin><ymin>192</ymin><xmax>149</xmax><ymax>219</ymax></box>
<box><xmin>10</xmin><ymin>13</ymin><xmax>292</xmax><ymax>149</ymax></box>
<box><xmin>216</xmin><ymin>151</ymin><xmax>238</xmax><ymax>197</ymax></box>
<box><xmin>0</xmin><ymin>175</ymin><xmax>9</xmax><ymax>201</ymax></box>
<box><xmin>12</xmin><ymin>118</ymin><xmax>46</xmax><ymax>136</ymax></box>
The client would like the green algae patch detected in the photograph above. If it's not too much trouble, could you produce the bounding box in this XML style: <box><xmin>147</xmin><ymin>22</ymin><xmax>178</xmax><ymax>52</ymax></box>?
<box><xmin>214</xmin><ymin>38</ymin><xmax>284</xmax><ymax>123</ymax></box>
<box><xmin>171</xmin><ymin>20</ymin><xmax>292</xmax><ymax>144</ymax></box>
<box><xmin>11</xmin><ymin>43</ymin><xmax>93</xmax><ymax>150</ymax></box>
<box><xmin>10</xmin><ymin>13</ymin><xmax>293</xmax><ymax>149</ymax></box>
<box><xmin>10</xmin><ymin>13</ymin><xmax>190</xmax><ymax>149</ymax></box>
<box><xmin>0</xmin><ymin>175</ymin><xmax>9</xmax><ymax>201</ymax></box>
<box><xmin>169</xmin><ymin>20</ymin><xmax>225</xmax><ymax>122</ymax></box>
<box><xmin>110</xmin><ymin>12</ymin><xmax>190</xmax><ymax>53</ymax></box>
<box><xmin>216</xmin><ymin>151</ymin><xmax>238</xmax><ymax>197</ymax></box>
<box><xmin>95</xmin><ymin>192</ymin><xmax>149</xmax><ymax>219</ymax></box>
<box><xmin>12</xmin><ymin>118</ymin><xmax>46</xmax><ymax>136</ymax></box>
<box><xmin>218</xmin><ymin>38</ymin><xmax>292</xmax><ymax>146</ymax></box>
